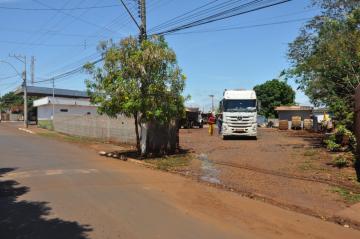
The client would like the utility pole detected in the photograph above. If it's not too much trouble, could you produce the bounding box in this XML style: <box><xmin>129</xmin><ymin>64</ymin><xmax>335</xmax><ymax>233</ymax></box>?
<box><xmin>139</xmin><ymin>0</ymin><xmax>147</xmax><ymax>42</ymax></box>
<box><xmin>52</xmin><ymin>78</ymin><xmax>55</xmax><ymax>120</ymax></box>
<box><xmin>31</xmin><ymin>56</ymin><xmax>35</xmax><ymax>85</ymax></box>
<box><xmin>209</xmin><ymin>94</ymin><xmax>214</xmax><ymax>113</ymax></box>
<box><xmin>10</xmin><ymin>54</ymin><xmax>28</xmax><ymax>128</ymax></box>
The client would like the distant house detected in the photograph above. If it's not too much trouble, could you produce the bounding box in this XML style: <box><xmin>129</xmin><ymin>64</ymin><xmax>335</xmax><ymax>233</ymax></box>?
<box><xmin>33</xmin><ymin>96</ymin><xmax>98</xmax><ymax>121</ymax></box>
<box><xmin>275</xmin><ymin>106</ymin><xmax>313</xmax><ymax>129</ymax></box>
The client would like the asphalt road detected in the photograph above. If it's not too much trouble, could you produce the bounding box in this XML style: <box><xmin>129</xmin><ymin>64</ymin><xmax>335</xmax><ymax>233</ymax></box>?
<box><xmin>0</xmin><ymin>123</ymin><xmax>246</xmax><ymax>239</ymax></box>
<box><xmin>1</xmin><ymin>123</ymin><xmax>360</xmax><ymax>239</ymax></box>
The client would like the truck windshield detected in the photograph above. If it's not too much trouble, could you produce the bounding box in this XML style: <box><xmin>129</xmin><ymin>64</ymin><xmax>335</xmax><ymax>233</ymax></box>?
<box><xmin>223</xmin><ymin>99</ymin><xmax>256</xmax><ymax>112</ymax></box>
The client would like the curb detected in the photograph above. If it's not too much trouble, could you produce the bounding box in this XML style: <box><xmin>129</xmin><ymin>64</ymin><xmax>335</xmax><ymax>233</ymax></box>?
<box><xmin>18</xmin><ymin>128</ymin><xmax>35</xmax><ymax>134</ymax></box>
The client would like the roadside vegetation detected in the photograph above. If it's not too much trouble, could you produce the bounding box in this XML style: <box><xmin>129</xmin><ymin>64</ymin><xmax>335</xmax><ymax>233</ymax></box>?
<box><xmin>37</xmin><ymin>131</ymin><xmax>101</xmax><ymax>144</ymax></box>
<box><xmin>144</xmin><ymin>154</ymin><xmax>193</xmax><ymax>171</ymax></box>
<box><xmin>287</xmin><ymin>0</ymin><xmax>360</xmax><ymax>179</ymax></box>
<box><xmin>331</xmin><ymin>187</ymin><xmax>360</xmax><ymax>203</ymax></box>
<box><xmin>84</xmin><ymin>36</ymin><xmax>186</xmax><ymax>155</ymax></box>
<box><xmin>253</xmin><ymin>79</ymin><xmax>295</xmax><ymax>118</ymax></box>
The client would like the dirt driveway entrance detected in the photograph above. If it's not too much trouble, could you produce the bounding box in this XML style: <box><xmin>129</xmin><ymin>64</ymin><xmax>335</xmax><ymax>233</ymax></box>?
<box><xmin>180</xmin><ymin>128</ymin><xmax>360</xmax><ymax>220</ymax></box>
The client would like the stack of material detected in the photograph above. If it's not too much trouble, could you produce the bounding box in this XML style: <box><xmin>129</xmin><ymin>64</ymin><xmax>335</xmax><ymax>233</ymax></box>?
<box><xmin>291</xmin><ymin>116</ymin><xmax>302</xmax><ymax>129</ymax></box>
<box><xmin>304</xmin><ymin>119</ymin><xmax>313</xmax><ymax>130</ymax></box>
<box><xmin>279</xmin><ymin>120</ymin><xmax>289</xmax><ymax>130</ymax></box>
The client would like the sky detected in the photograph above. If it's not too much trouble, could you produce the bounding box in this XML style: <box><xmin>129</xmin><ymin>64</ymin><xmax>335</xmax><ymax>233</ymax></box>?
<box><xmin>0</xmin><ymin>0</ymin><xmax>320</xmax><ymax>111</ymax></box>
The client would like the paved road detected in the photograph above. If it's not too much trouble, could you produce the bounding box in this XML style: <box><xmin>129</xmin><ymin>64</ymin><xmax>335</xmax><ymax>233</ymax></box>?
<box><xmin>0</xmin><ymin>123</ymin><xmax>247</xmax><ymax>239</ymax></box>
<box><xmin>1</xmin><ymin>123</ymin><xmax>360</xmax><ymax>239</ymax></box>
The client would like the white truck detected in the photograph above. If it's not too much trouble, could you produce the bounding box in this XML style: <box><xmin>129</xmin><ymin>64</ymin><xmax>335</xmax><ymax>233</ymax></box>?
<box><xmin>220</xmin><ymin>89</ymin><xmax>258</xmax><ymax>139</ymax></box>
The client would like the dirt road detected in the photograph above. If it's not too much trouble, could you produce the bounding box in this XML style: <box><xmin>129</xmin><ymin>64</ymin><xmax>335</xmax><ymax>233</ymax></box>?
<box><xmin>1</xmin><ymin>123</ymin><xmax>360</xmax><ymax>239</ymax></box>
<box><xmin>180</xmin><ymin>127</ymin><xmax>360</xmax><ymax>218</ymax></box>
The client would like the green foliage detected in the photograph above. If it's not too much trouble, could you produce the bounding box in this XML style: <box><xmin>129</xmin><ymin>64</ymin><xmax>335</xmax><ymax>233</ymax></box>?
<box><xmin>144</xmin><ymin>154</ymin><xmax>192</xmax><ymax>171</ymax></box>
<box><xmin>324</xmin><ymin>137</ymin><xmax>342</xmax><ymax>152</ymax></box>
<box><xmin>287</xmin><ymin>2</ymin><xmax>360</xmax><ymax>130</ymax></box>
<box><xmin>332</xmin><ymin>155</ymin><xmax>349</xmax><ymax>168</ymax></box>
<box><xmin>0</xmin><ymin>91</ymin><xmax>23</xmax><ymax>112</ymax></box>
<box><xmin>253</xmin><ymin>79</ymin><xmax>295</xmax><ymax>118</ymax></box>
<box><xmin>38</xmin><ymin>120</ymin><xmax>54</xmax><ymax>131</ymax></box>
<box><xmin>331</xmin><ymin>187</ymin><xmax>360</xmax><ymax>203</ymax></box>
<box><xmin>324</xmin><ymin>125</ymin><xmax>357</xmax><ymax>152</ymax></box>
<box><xmin>85</xmin><ymin>36</ymin><xmax>186</xmax><ymax>151</ymax></box>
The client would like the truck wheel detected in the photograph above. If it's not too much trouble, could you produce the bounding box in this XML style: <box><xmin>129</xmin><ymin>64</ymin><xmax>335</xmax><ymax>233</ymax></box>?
<box><xmin>199</xmin><ymin>123</ymin><xmax>203</xmax><ymax>129</ymax></box>
<box><xmin>222</xmin><ymin>135</ymin><xmax>227</xmax><ymax>140</ymax></box>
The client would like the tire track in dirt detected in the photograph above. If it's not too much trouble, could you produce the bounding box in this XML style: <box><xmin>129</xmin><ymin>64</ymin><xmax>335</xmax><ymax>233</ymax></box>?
<box><xmin>208</xmin><ymin>160</ymin><xmax>360</xmax><ymax>194</ymax></box>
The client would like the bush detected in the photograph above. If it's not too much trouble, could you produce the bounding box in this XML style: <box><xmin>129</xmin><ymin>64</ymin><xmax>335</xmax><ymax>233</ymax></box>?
<box><xmin>324</xmin><ymin>125</ymin><xmax>357</xmax><ymax>152</ymax></box>
<box><xmin>324</xmin><ymin>135</ymin><xmax>341</xmax><ymax>152</ymax></box>
<box><xmin>332</xmin><ymin>156</ymin><xmax>348</xmax><ymax>168</ymax></box>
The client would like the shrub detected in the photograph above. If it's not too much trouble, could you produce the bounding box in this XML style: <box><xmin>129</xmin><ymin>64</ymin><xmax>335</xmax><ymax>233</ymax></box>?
<box><xmin>324</xmin><ymin>138</ymin><xmax>341</xmax><ymax>152</ymax></box>
<box><xmin>332</xmin><ymin>156</ymin><xmax>348</xmax><ymax>168</ymax></box>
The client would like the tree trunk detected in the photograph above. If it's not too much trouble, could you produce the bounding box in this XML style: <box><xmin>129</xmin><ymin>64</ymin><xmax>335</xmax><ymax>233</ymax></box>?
<box><xmin>134</xmin><ymin>112</ymin><xmax>140</xmax><ymax>154</ymax></box>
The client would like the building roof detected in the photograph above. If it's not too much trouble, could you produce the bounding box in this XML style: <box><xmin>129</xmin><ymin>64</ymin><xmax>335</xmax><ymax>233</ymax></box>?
<box><xmin>275</xmin><ymin>106</ymin><xmax>313</xmax><ymax>111</ymax></box>
<box><xmin>15</xmin><ymin>86</ymin><xmax>89</xmax><ymax>98</ymax></box>
<box><xmin>313</xmin><ymin>108</ymin><xmax>330</xmax><ymax>114</ymax></box>
<box><xmin>33</xmin><ymin>96</ymin><xmax>96</xmax><ymax>107</ymax></box>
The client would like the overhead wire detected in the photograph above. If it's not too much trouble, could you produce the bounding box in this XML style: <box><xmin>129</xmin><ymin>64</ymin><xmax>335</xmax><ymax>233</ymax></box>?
<box><xmin>0</xmin><ymin>4</ymin><xmax>123</xmax><ymax>11</ymax></box>
<box><xmin>152</xmin><ymin>0</ymin><xmax>293</xmax><ymax>36</ymax></box>
<box><xmin>163</xmin><ymin>17</ymin><xmax>311</xmax><ymax>35</ymax></box>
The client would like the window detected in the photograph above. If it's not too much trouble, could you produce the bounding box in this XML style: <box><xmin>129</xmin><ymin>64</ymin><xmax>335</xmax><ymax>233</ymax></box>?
<box><xmin>60</xmin><ymin>109</ymin><xmax>68</xmax><ymax>112</ymax></box>
<box><xmin>223</xmin><ymin>100</ymin><xmax>256</xmax><ymax>112</ymax></box>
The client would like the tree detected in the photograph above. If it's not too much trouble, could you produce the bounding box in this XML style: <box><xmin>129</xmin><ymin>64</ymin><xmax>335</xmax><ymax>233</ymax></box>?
<box><xmin>0</xmin><ymin>92</ymin><xmax>23</xmax><ymax>112</ymax></box>
<box><xmin>287</xmin><ymin>0</ymin><xmax>360</xmax><ymax>129</ymax></box>
<box><xmin>85</xmin><ymin>36</ymin><xmax>186</xmax><ymax>153</ymax></box>
<box><xmin>253</xmin><ymin>79</ymin><xmax>295</xmax><ymax>118</ymax></box>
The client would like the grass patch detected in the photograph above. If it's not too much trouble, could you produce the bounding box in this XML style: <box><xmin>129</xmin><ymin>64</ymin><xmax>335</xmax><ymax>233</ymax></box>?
<box><xmin>145</xmin><ymin>154</ymin><xmax>192</xmax><ymax>171</ymax></box>
<box><xmin>299</xmin><ymin>160</ymin><xmax>315</xmax><ymax>171</ymax></box>
<box><xmin>304</xmin><ymin>149</ymin><xmax>317</xmax><ymax>157</ymax></box>
<box><xmin>331</xmin><ymin>187</ymin><xmax>360</xmax><ymax>203</ymax></box>
<box><xmin>38</xmin><ymin>120</ymin><xmax>54</xmax><ymax>130</ymax></box>
<box><xmin>37</xmin><ymin>131</ymin><xmax>99</xmax><ymax>144</ymax></box>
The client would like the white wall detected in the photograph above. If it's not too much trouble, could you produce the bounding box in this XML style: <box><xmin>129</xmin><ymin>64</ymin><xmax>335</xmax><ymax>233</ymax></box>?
<box><xmin>38</xmin><ymin>104</ymin><xmax>98</xmax><ymax>120</ymax></box>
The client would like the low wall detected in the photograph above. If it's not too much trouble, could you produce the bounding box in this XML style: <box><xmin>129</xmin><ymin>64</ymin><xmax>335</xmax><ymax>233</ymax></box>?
<box><xmin>53</xmin><ymin>114</ymin><xmax>136</xmax><ymax>144</ymax></box>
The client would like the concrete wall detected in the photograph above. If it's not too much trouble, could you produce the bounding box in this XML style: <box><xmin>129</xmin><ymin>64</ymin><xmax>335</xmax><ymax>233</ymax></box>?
<box><xmin>38</xmin><ymin>105</ymin><xmax>98</xmax><ymax>120</ymax></box>
<box><xmin>53</xmin><ymin>114</ymin><xmax>136</xmax><ymax>144</ymax></box>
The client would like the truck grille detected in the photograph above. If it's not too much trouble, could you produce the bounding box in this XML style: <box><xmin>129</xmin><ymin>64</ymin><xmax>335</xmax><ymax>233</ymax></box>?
<box><xmin>225</xmin><ymin>116</ymin><xmax>253</xmax><ymax>128</ymax></box>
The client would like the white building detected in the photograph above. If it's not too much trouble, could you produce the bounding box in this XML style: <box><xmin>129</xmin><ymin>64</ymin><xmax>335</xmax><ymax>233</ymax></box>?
<box><xmin>33</xmin><ymin>96</ymin><xmax>98</xmax><ymax>120</ymax></box>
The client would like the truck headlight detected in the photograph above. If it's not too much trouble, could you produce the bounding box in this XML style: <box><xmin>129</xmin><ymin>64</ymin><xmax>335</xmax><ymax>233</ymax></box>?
<box><xmin>223</xmin><ymin>124</ymin><xmax>228</xmax><ymax>130</ymax></box>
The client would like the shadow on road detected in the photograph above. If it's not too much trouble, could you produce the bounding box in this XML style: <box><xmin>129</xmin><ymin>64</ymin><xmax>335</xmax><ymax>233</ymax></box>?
<box><xmin>0</xmin><ymin>168</ymin><xmax>92</xmax><ymax>239</ymax></box>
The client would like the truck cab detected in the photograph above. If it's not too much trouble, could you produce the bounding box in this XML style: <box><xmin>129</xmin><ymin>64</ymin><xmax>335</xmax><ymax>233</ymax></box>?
<box><xmin>220</xmin><ymin>89</ymin><xmax>257</xmax><ymax>139</ymax></box>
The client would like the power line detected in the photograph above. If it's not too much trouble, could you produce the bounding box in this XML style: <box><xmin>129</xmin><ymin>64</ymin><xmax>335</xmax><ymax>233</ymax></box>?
<box><xmin>0</xmin><ymin>40</ymin><xmax>91</xmax><ymax>48</ymax></box>
<box><xmin>0</xmin><ymin>4</ymin><xmax>121</xmax><ymax>11</ymax></box>
<box><xmin>151</xmin><ymin>0</ymin><xmax>293</xmax><ymax>36</ymax></box>
<box><xmin>33</xmin><ymin>57</ymin><xmax>104</xmax><ymax>84</ymax></box>
<box><xmin>164</xmin><ymin>17</ymin><xmax>310</xmax><ymax>36</ymax></box>
<box><xmin>31</xmin><ymin>0</ymin><xmax>117</xmax><ymax>34</ymax></box>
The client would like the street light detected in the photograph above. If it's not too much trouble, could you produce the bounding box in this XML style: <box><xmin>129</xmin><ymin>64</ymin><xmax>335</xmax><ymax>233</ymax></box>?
<box><xmin>209</xmin><ymin>94</ymin><xmax>214</xmax><ymax>113</ymax></box>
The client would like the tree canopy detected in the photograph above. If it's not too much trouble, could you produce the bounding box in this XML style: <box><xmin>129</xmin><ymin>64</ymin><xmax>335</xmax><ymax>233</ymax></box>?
<box><xmin>0</xmin><ymin>92</ymin><xmax>23</xmax><ymax>112</ymax></box>
<box><xmin>287</xmin><ymin>0</ymin><xmax>360</xmax><ymax>128</ymax></box>
<box><xmin>253</xmin><ymin>79</ymin><xmax>295</xmax><ymax>118</ymax></box>
<box><xmin>85</xmin><ymin>36</ymin><xmax>186</xmax><ymax>152</ymax></box>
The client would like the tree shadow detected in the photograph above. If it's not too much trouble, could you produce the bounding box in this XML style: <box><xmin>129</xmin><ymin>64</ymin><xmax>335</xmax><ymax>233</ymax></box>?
<box><xmin>0</xmin><ymin>168</ymin><xmax>92</xmax><ymax>239</ymax></box>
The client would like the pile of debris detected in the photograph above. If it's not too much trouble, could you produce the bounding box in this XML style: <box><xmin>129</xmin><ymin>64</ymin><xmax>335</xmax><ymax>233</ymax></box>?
<box><xmin>99</xmin><ymin>151</ymin><xmax>128</xmax><ymax>161</ymax></box>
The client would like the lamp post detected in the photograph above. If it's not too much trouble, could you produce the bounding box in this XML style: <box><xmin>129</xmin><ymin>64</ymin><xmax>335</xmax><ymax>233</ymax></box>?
<box><xmin>209</xmin><ymin>94</ymin><xmax>214</xmax><ymax>113</ymax></box>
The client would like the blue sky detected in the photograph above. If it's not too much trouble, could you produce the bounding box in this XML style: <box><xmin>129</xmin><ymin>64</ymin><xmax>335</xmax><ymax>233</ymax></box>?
<box><xmin>0</xmin><ymin>0</ymin><xmax>319</xmax><ymax>111</ymax></box>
